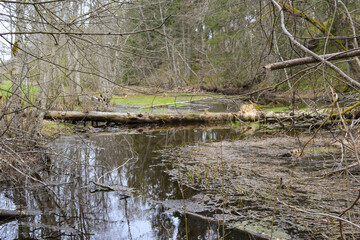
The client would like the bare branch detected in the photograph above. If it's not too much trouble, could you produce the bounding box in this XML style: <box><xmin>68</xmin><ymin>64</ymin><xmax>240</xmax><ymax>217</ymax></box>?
<box><xmin>0</xmin><ymin>15</ymin><xmax>172</xmax><ymax>37</ymax></box>
<box><xmin>271</xmin><ymin>0</ymin><xmax>360</xmax><ymax>88</ymax></box>
<box><xmin>0</xmin><ymin>0</ymin><xmax>65</xmax><ymax>4</ymax></box>
<box><xmin>264</xmin><ymin>48</ymin><xmax>360</xmax><ymax>70</ymax></box>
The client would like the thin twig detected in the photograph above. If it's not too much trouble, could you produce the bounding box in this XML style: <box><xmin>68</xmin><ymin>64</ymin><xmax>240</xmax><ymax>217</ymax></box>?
<box><xmin>339</xmin><ymin>188</ymin><xmax>360</xmax><ymax>240</ymax></box>
<box><xmin>277</xmin><ymin>198</ymin><xmax>360</xmax><ymax>230</ymax></box>
<box><xmin>89</xmin><ymin>180</ymin><xmax>114</xmax><ymax>191</ymax></box>
<box><xmin>0</xmin><ymin>15</ymin><xmax>172</xmax><ymax>36</ymax></box>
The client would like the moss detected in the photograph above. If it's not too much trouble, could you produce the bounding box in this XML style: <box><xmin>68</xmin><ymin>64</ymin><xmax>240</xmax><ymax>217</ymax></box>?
<box><xmin>233</xmin><ymin>220</ymin><xmax>291</xmax><ymax>240</ymax></box>
<box><xmin>139</xmin><ymin>107</ymin><xmax>187</xmax><ymax>114</ymax></box>
<box><xmin>111</xmin><ymin>93</ymin><xmax>215</xmax><ymax>107</ymax></box>
<box><xmin>231</xmin><ymin>121</ymin><xmax>241</xmax><ymax>128</ymax></box>
<box><xmin>41</xmin><ymin>120</ymin><xmax>76</xmax><ymax>138</ymax></box>
<box><xmin>305</xmin><ymin>147</ymin><xmax>333</xmax><ymax>153</ymax></box>
<box><xmin>249</xmin><ymin>122</ymin><xmax>268</xmax><ymax>128</ymax></box>
<box><xmin>263</xmin><ymin>106</ymin><xmax>290</xmax><ymax>112</ymax></box>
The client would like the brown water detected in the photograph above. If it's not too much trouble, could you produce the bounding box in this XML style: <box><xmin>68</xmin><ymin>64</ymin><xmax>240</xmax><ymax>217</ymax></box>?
<box><xmin>0</xmin><ymin>127</ymin><xmax>264</xmax><ymax>239</ymax></box>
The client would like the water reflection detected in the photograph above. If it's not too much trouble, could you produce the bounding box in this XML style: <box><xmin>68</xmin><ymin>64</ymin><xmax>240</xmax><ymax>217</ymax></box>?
<box><xmin>0</xmin><ymin>127</ymin><xmax>258</xmax><ymax>239</ymax></box>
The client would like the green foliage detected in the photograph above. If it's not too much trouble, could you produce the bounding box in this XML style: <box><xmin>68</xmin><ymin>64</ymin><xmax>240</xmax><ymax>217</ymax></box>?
<box><xmin>0</xmin><ymin>80</ymin><xmax>38</xmax><ymax>98</ymax></box>
<box><xmin>0</xmin><ymin>80</ymin><xmax>11</xmax><ymax>94</ymax></box>
<box><xmin>264</xmin><ymin>106</ymin><xmax>290</xmax><ymax>112</ymax></box>
<box><xmin>11</xmin><ymin>40</ymin><xmax>20</xmax><ymax>57</ymax></box>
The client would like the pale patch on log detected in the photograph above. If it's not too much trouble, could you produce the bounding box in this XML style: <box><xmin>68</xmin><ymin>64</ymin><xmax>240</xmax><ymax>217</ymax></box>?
<box><xmin>238</xmin><ymin>104</ymin><xmax>259</xmax><ymax>121</ymax></box>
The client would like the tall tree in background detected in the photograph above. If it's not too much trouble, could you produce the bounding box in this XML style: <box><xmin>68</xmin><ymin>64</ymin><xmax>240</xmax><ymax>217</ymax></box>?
<box><xmin>1</xmin><ymin>0</ymin><xmax>360</xmax><ymax>139</ymax></box>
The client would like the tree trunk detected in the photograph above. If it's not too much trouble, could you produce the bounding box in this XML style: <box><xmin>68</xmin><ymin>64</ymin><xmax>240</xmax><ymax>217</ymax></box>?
<box><xmin>44</xmin><ymin>108</ymin><xmax>343</xmax><ymax>125</ymax></box>
<box><xmin>10</xmin><ymin>1</ymin><xmax>25</xmax><ymax>136</ymax></box>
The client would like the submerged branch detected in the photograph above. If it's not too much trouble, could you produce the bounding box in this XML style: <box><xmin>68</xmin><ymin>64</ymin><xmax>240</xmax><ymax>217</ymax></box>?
<box><xmin>0</xmin><ymin>208</ymin><xmax>39</xmax><ymax>218</ymax></box>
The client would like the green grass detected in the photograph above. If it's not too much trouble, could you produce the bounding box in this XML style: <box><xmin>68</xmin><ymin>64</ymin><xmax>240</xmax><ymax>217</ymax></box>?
<box><xmin>263</xmin><ymin>106</ymin><xmax>290</xmax><ymax>112</ymax></box>
<box><xmin>0</xmin><ymin>80</ymin><xmax>39</xmax><ymax>97</ymax></box>
<box><xmin>0</xmin><ymin>80</ymin><xmax>11</xmax><ymax>96</ymax></box>
<box><xmin>111</xmin><ymin>93</ymin><xmax>213</xmax><ymax>107</ymax></box>
<box><xmin>27</xmin><ymin>84</ymin><xmax>38</xmax><ymax>95</ymax></box>
<box><xmin>305</xmin><ymin>147</ymin><xmax>333</xmax><ymax>153</ymax></box>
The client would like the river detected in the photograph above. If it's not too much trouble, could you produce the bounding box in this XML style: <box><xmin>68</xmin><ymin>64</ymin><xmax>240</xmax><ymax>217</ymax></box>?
<box><xmin>0</xmin><ymin>126</ymin><xmax>261</xmax><ymax>239</ymax></box>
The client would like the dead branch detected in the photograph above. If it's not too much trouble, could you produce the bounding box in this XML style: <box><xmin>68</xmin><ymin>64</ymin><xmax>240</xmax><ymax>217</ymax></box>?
<box><xmin>339</xmin><ymin>189</ymin><xmax>360</xmax><ymax>240</ymax></box>
<box><xmin>277</xmin><ymin>199</ymin><xmax>360</xmax><ymax>230</ymax></box>
<box><xmin>324</xmin><ymin>162</ymin><xmax>358</xmax><ymax>176</ymax></box>
<box><xmin>89</xmin><ymin>180</ymin><xmax>114</xmax><ymax>191</ymax></box>
<box><xmin>264</xmin><ymin>48</ymin><xmax>360</xmax><ymax>70</ymax></box>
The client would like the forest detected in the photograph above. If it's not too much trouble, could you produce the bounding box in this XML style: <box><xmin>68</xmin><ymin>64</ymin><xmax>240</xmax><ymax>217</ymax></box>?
<box><xmin>1</xmin><ymin>0</ymin><xmax>360</xmax><ymax>239</ymax></box>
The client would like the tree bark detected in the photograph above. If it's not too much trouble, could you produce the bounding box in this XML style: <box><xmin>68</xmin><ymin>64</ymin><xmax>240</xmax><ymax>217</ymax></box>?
<box><xmin>10</xmin><ymin>1</ymin><xmax>25</xmax><ymax>136</ymax></box>
<box><xmin>45</xmin><ymin>111</ymin><xmax>241</xmax><ymax>124</ymax></box>
<box><xmin>264</xmin><ymin>48</ymin><xmax>360</xmax><ymax>70</ymax></box>
<box><xmin>44</xmin><ymin>108</ymin><xmax>342</xmax><ymax>125</ymax></box>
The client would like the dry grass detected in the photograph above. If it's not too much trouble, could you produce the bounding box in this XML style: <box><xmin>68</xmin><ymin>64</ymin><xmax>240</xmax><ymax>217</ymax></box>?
<box><xmin>162</xmin><ymin>132</ymin><xmax>360</xmax><ymax>239</ymax></box>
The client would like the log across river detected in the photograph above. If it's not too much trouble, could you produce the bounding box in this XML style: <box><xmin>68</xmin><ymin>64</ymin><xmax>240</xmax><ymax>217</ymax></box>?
<box><xmin>43</xmin><ymin>105</ymin><xmax>346</xmax><ymax>125</ymax></box>
<box><xmin>44</xmin><ymin>111</ymin><xmax>241</xmax><ymax>124</ymax></box>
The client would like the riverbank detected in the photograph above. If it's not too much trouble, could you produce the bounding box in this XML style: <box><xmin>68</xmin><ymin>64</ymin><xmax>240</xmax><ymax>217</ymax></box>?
<box><xmin>160</xmin><ymin>130</ymin><xmax>360</xmax><ymax>239</ymax></box>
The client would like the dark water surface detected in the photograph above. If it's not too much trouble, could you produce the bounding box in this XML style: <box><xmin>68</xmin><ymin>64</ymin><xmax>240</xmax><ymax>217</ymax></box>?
<box><xmin>0</xmin><ymin>127</ymin><xmax>261</xmax><ymax>239</ymax></box>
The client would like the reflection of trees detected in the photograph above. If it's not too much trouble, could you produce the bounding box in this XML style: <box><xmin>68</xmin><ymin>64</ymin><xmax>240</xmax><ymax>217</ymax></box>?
<box><xmin>12</xmin><ymin>188</ymin><xmax>33</xmax><ymax>239</ymax></box>
<box><xmin>0</xmin><ymin>128</ymin><xmax>237</xmax><ymax>239</ymax></box>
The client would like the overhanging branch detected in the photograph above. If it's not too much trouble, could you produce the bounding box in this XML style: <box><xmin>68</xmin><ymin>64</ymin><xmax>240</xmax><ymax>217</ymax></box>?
<box><xmin>264</xmin><ymin>48</ymin><xmax>360</xmax><ymax>70</ymax></box>
<box><xmin>271</xmin><ymin>0</ymin><xmax>360</xmax><ymax>88</ymax></box>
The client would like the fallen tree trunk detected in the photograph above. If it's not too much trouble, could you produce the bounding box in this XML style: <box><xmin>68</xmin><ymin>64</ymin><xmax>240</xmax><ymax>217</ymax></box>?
<box><xmin>44</xmin><ymin>107</ymin><xmax>343</xmax><ymax>126</ymax></box>
<box><xmin>44</xmin><ymin>111</ymin><xmax>243</xmax><ymax>124</ymax></box>
<box><xmin>264</xmin><ymin>48</ymin><xmax>360</xmax><ymax>70</ymax></box>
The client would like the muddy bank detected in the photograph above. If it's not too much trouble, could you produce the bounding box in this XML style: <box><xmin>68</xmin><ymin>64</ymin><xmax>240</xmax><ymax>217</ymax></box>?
<box><xmin>160</xmin><ymin>131</ymin><xmax>360</xmax><ymax>239</ymax></box>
